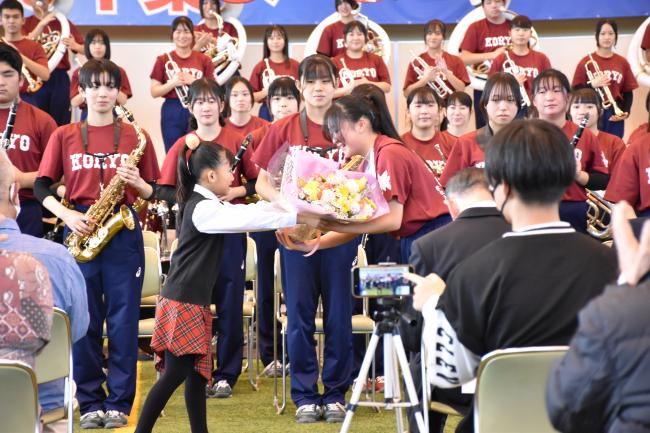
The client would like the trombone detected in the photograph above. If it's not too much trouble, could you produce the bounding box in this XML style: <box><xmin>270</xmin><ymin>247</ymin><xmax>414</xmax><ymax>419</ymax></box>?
<box><xmin>584</xmin><ymin>54</ymin><xmax>626</xmax><ymax>117</ymax></box>
<box><xmin>502</xmin><ymin>47</ymin><xmax>531</xmax><ymax>107</ymax></box>
<box><xmin>165</xmin><ymin>53</ymin><xmax>190</xmax><ymax>109</ymax></box>
<box><xmin>409</xmin><ymin>50</ymin><xmax>453</xmax><ymax>99</ymax></box>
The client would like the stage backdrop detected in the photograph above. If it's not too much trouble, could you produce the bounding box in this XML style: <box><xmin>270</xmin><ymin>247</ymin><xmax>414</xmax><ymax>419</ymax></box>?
<box><xmin>18</xmin><ymin>0</ymin><xmax>650</xmax><ymax>26</ymax></box>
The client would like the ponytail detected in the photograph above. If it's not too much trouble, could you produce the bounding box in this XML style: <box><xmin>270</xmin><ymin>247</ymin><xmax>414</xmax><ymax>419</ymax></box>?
<box><xmin>350</xmin><ymin>83</ymin><xmax>401</xmax><ymax>140</ymax></box>
<box><xmin>176</xmin><ymin>138</ymin><xmax>232</xmax><ymax>224</ymax></box>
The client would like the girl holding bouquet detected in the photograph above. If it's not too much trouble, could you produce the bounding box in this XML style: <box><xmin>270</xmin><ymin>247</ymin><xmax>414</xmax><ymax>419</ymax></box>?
<box><xmin>135</xmin><ymin>140</ymin><xmax>317</xmax><ymax>433</ymax></box>
<box><xmin>279</xmin><ymin>83</ymin><xmax>450</xmax><ymax>263</ymax></box>
<box><xmin>252</xmin><ymin>54</ymin><xmax>359</xmax><ymax>424</ymax></box>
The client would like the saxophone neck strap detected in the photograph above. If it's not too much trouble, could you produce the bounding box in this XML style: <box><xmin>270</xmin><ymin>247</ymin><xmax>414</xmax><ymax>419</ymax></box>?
<box><xmin>300</xmin><ymin>108</ymin><xmax>309</xmax><ymax>145</ymax></box>
<box><xmin>80</xmin><ymin>119</ymin><xmax>122</xmax><ymax>191</ymax></box>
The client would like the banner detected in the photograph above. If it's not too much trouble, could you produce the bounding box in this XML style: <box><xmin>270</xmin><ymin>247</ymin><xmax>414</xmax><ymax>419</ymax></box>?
<box><xmin>20</xmin><ymin>0</ymin><xmax>649</xmax><ymax>26</ymax></box>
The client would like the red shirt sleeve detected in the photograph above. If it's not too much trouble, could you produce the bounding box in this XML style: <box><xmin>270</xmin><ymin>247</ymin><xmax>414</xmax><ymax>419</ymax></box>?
<box><xmin>375</xmin><ymin>55</ymin><xmax>391</xmax><ymax>84</ymax></box>
<box><xmin>37</xmin><ymin>126</ymin><xmax>64</xmax><ymax>182</ymax></box>
<box><xmin>158</xmin><ymin>136</ymin><xmax>185</xmax><ymax>186</ymax></box>
<box><xmin>459</xmin><ymin>21</ymin><xmax>480</xmax><ymax>53</ymax></box>
<box><xmin>440</xmin><ymin>135</ymin><xmax>476</xmax><ymax>186</ymax></box>
<box><xmin>252</xmin><ymin>119</ymin><xmax>287</xmax><ymax>170</ymax></box>
<box><xmin>70</xmin><ymin>68</ymin><xmax>80</xmax><ymax>99</ymax></box>
<box><xmin>376</xmin><ymin>145</ymin><xmax>412</xmax><ymax>205</ymax></box>
<box><xmin>581</xmin><ymin>129</ymin><xmax>608</xmax><ymax>175</ymax></box>
<box><xmin>572</xmin><ymin>56</ymin><xmax>589</xmax><ymax>88</ymax></box>
<box><xmin>643</xmin><ymin>26</ymin><xmax>650</xmax><ymax>50</ymax></box>
<box><xmin>403</xmin><ymin>61</ymin><xmax>418</xmax><ymax>91</ymax></box>
<box><xmin>604</xmin><ymin>142</ymin><xmax>640</xmax><ymax>207</ymax></box>
<box><xmin>119</xmin><ymin>66</ymin><xmax>133</xmax><ymax>99</ymax></box>
<box><xmin>448</xmin><ymin>53</ymin><xmax>470</xmax><ymax>85</ymax></box>
<box><xmin>249</xmin><ymin>60</ymin><xmax>265</xmax><ymax>92</ymax></box>
<box><xmin>150</xmin><ymin>54</ymin><xmax>166</xmax><ymax>84</ymax></box>
<box><xmin>620</xmin><ymin>56</ymin><xmax>639</xmax><ymax>93</ymax></box>
<box><xmin>488</xmin><ymin>53</ymin><xmax>504</xmax><ymax>76</ymax></box>
<box><xmin>137</xmin><ymin>128</ymin><xmax>161</xmax><ymax>183</ymax></box>
<box><xmin>69</xmin><ymin>21</ymin><xmax>83</xmax><ymax>44</ymax></box>
<box><xmin>317</xmin><ymin>24</ymin><xmax>334</xmax><ymax>57</ymax></box>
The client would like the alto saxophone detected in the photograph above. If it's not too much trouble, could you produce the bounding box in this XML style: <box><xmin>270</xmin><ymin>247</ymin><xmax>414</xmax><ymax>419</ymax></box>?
<box><xmin>65</xmin><ymin>106</ymin><xmax>148</xmax><ymax>263</ymax></box>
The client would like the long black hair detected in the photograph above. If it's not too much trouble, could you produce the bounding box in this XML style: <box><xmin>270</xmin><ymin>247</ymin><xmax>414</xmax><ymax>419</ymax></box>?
<box><xmin>324</xmin><ymin>83</ymin><xmax>400</xmax><ymax>142</ymax></box>
<box><xmin>262</xmin><ymin>25</ymin><xmax>290</xmax><ymax>62</ymax></box>
<box><xmin>188</xmin><ymin>77</ymin><xmax>225</xmax><ymax>130</ymax></box>
<box><xmin>84</xmin><ymin>29</ymin><xmax>111</xmax><ymax>60</ymax></box>
<box><xmin>176</xmin><ymin>140</ymin><xmax>233</xmax><ymax>224</ymax></box>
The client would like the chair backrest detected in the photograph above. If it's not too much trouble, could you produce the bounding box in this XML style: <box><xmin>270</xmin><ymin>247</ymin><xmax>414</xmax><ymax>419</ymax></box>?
<box><xmin>142</xmin><ymin>230</ymin><xmax>160</xmax><ymax>255</ymax></box>
<box><xmin>0</xmin><ymin>360</ymin><xmax>39</xmax><ymax>433</ymax></box>
<box><xmin>274</xmin><ymin>249</ymin><xmax>282</xmax><ymax>294</ymax></box>
<box><xmin>245</xmin><ymin>236</ymin><xmax>257</xmax><ymax>283</ymax></box>
<box><xmin>35</xmin><ymin>308</ymin><xmax>71</xmax><ymax>384</ymax></box>
<box><xmin>142</xmin><ymin>246</ymin><xmax>162</xmax><ymax>299</ymax></box>
<box><xmin>475</xmin><ymin>346</ymin><xmax>568</xmax><ymax>433</ymax></box>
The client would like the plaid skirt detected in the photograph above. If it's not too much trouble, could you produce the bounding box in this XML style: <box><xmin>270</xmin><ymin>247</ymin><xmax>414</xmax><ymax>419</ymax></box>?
<box><xmin>150</xmin><ymin>296</ymin><xmax>213</xmax><ymax>382</ymax></box>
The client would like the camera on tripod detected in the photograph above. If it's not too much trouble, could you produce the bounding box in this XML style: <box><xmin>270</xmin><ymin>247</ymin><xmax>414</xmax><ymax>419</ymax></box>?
<box><xmin>351</xmin><ymin>263</ymin><xmax>414</xmax><ymax>298</ymax></box>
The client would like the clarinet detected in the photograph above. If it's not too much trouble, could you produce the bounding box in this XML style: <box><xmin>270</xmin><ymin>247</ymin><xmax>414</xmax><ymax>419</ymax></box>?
<box><xmin>1</xmin><ymin>99</ymin><xmax>18</xmax><ymax>149</ymax></box>
<box><xmin>231</xmin><ymin>133</ymin><xmax>253</xmax><ymax>171</ymax></box>
<box><xmin>570</xmin><ymin>113</ymin><xmax>590</xmax><ymax>148</ymax></box>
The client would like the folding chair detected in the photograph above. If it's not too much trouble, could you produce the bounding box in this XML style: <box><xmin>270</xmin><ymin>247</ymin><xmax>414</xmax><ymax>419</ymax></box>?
<box><xmin>272</xmin><ymin>245</ymin><xmax>375</xmax><ymax>414</ymax></box>
<box><xmin>142</xmin><ymin>230</ymin><xmax>160</xmax><ymax>256</ymax></box>
<box><xmin>474</xmin><ymin>346</ymin><xmax>568</xmax><ymax>433</ymax></box>
<box><xmin>0</xmin><ymin>360</ymin><xmax>39</xmax><ymax>433</ymax></box>
<box><xmin>35</xmin><ymin>308</ymin><xmax>74</xmax><ymax>433</ymax></box>
<box><xmin>243</xmin><ymin>235</ymin><xmax>259</xmax><ymax>390</ymax></box>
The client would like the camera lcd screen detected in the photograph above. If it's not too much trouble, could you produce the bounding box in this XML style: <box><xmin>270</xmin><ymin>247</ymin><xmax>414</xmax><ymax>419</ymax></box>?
<box><xmin>354</xmin><ymin>265</ymin><xmax>414</xmax><ymax>297</ymax></box>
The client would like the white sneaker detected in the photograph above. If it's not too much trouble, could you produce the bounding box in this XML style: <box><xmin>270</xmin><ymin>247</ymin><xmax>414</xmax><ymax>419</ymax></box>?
<box><xmin>103</xmin><ymin>410</ymin><xmax>128</xmax><ymax>428</ymax></box>
<box><xmin>79</xmin><ymin>410</ymin><xmax>105</xmax><ymax>429</ymax></box>
<box><xmin>295</xmin><ymin>404</ymin><xmax>322</xmax><ymax>423</ymax></box>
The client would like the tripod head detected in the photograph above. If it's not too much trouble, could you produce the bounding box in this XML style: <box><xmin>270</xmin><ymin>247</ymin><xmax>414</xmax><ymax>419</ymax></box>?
<box><xmin>371</xmin><ymin>297</ymin><xmax>404</xmax><ymax>334</ymax></box>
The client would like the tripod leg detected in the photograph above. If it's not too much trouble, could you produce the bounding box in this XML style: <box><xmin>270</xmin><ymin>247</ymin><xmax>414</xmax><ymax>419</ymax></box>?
<box><xmin>393</xmin><ymin>334</ymin><xmax>426</xmax><ymax>433</ymax></box>
<box><xmin>340</xmin><ymin>327</ymin><xmax>382</xmax><ymax>433</ymax></box>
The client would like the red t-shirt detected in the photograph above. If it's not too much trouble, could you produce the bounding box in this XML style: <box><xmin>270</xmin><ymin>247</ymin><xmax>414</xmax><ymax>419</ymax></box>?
<box><xmin>332</xmin><ymin>52</ymin><xmax>390</xmax><ymax>88</ymax></box>
<box><xmin>403</xmin><ymin>51</ymin><xmax>470</xmax><ymax>93</ymax></box>
<box><xmin>22</xmin><ymin>16</ymin><xmax>83</xmax><ymax>71</ymax></box>
<box><xmin>4</xmin><ymin>102</ymin><xmax>56</xmax><ymax>201</ymax></box>
<box><xmin>572</xmin><ymin>52</ymin><xmax>638</xmax><ymax>101</ymax></box>
<box><xmin>628</xmin><ymin>123</ymin><xmax>648</xmax><ymax>145</ymax></box>
<box><xmin>373</xmin><ymin>134</ymin><xmax>448</xmax><ymax>238</ymax></box>
<box><xmin>38</xmin><ymin>122</ymin><xmax>160</xmax><ymax>206</ymax></box>
<box><xmin>642</xmin><ymin>25</ymin><xmax>650</xmax><ymax>50</ymax></box>
<box><xmin>562</xmin><ymin>121</ymin><xmax>608</xmax><ymax>201</ymax></box>
<box><xmin>150</xmin><ymin>51</ymin><xmax>215</xmax><ymax>99</ymax></box>
<box><xmin>441</xmin><ymin>130</ymin><xmax>462</xmax><ymax>141</ymax></box>
<box><xmin>605</xmin><ymin>130</ymin><xmax>650</xmax><ymax>213</ymax></box>
<box><xmin>194</xmin><ymin>21</ymin><xmax>238</xmax><ymax>42</ymax></box>
<box><xmin>252</xmin><ymin>112</ymin><xmax>336</xmax><ymax>170</ymax></box>
<box><xmin>459</xmin><ymin>18</ymin><xmax>511</xmax><ymax>54</ymax></box>
<box><xmin>401</xmin><ymin>131</ymin><xmax>457</xmax><ymax>177</ymax></box>
<box><xmin>488</xmin><ymin>49</ymin><xmax>551</xmax><ymax>98</ymax></box>
<box><xmin>317</xmin><ymin>21</ymin><xmax>346</xmax><ymax>58</ymax></box>
<box><xmin>596</xmin><ymin>131</ymin><xmax>625</xmax><ymax>177</ymax></box>
<box><xmin>224</xmin><ymin>116</ymin><xmax>269</xmax><ymax>137</ymax></box>
<box><xmin>158</xmin><ymin>128</ymin><xmax>250</xmax><ymax>204</ymax></box>
<box><xmin>249</xmin><ymin>58</ymin><xmax>300</xmax><ymax>93</ymax></box>
<box><xmin>8</xmin><ymin>38</ymin><xmax>47</xmax><ymax>94</ymax></box>
<box><xmin>70</xmin><ymin>65</ymin><xmax>133</xmax><ymax>110</ymax></box>
<box><xmin>439</xmin><ymin>130</ymin><xmax>486</xmax><ymax>186</ymax></box>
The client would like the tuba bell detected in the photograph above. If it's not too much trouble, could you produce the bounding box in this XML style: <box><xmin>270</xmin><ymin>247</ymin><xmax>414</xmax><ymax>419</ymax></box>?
<box><xmin>627</xmin><ymin>16</ymin><xmax>650</xmax><ymax>88</ymax></box>
<box><xmin>200</xmin><ymin>4</ymin><xmax>247</xmax><ymax>86</ymax></box>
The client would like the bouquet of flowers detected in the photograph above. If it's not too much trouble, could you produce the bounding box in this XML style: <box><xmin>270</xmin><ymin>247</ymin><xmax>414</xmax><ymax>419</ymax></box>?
<box><xmin>281</xmin><ymin>148</ymin><xmax>389</xmax><ymax>221</ymax></box>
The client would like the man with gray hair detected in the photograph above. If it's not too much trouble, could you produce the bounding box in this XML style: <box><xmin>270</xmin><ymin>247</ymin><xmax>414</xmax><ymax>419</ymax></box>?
<box><xmin>0</xmin><ymin>149</ymin><xmax>88</xmax><ymax>433</ymax></box>
<box><xmin>405</xmin><ymin>167</ymin><xmax>509</xmax><ymax>433</ymax></box>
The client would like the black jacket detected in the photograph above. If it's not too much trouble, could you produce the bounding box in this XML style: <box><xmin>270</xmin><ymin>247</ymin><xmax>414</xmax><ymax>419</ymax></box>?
<box><xmin>401</xmin><ymin>206</ymin><xmax>509</xmax><ymax>352</ymax></box>
<box><xmin>546</xmin><ymin>282</ymin><xmax>650</xmax><ymax>433</ymax></box>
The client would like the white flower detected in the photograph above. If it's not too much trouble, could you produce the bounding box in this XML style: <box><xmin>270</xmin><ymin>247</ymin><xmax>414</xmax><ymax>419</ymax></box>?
<box><xmin>378</xmin><ymin>170</ymin><xmax>391</xmax><ymax>192</ymax></box>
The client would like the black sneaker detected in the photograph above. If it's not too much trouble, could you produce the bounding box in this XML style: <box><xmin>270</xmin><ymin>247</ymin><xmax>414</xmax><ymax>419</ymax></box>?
<box><xmin>295</xmin><ymin>404</ymin><xmax>322</xmax><ymax>423</ymax></box>
<box><xmin>323</xmin><ymin>402</ymin><xmax>346</xmax><ymax>423</ymax></box>
<box><xmin>79</xmin><ymin>410</ymin><xmax>104</xmax><ymax>429</ymax></box>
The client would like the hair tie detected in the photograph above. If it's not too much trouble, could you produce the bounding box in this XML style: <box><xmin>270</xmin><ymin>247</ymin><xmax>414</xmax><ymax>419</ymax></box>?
<box><xmin>185</xmin><ymin>134</ymin><xmax>200</xmax><ymax>151</ymax></box>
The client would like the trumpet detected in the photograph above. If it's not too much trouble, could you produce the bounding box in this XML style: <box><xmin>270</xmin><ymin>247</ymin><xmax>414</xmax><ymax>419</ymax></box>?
<box><xmin>586</xmin><ymin>190</ymin><xmax>613</xmax><ymax>240</ymax></box>
<box><xmin>262</xmin><ymin>58</ymin><xmax>276</xmax><ymax>89</ymax></box>
<box><xmin>585</xmin><ymin>53</ymin><xmax>626</xmax><ymax>117</ymax></box>
<box><xmin>165</xmin><ymin>52</ymin><xmax>190</xmax><ymax>109</ymax></box>
<box><xmin>339</xmin><ymin>58</ymin><xmax>355</xmax><ymax>88</ymax></box>
<box><xmin>410</xmin><ymin>50</ymin><xmax>453</xmax><ymax>99</ymax></box>
<box><xmin>502</xmin><ymin>47</ymin><xmax>531</xmax><ymax>107</ymax></box>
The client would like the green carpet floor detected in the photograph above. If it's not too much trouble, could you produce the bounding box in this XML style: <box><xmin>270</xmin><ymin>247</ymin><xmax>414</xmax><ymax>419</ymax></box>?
<box><xmin>73</xmin><ymin>360</ymin><xmax>461</xmax><ymax>432</ymax></box>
